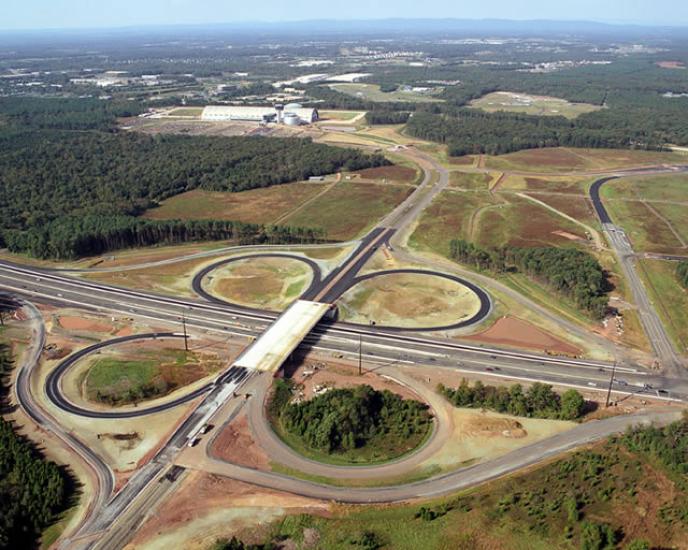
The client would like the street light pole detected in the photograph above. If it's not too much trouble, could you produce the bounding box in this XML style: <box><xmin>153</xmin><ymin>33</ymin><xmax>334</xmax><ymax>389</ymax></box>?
<box><xmin>358</xmin><ymin>333</ymin><xmax>362</xmax><ymax>376</ymax></box>
<box><xmin>605</xmin><ymin>361</ymin><xmax>617</xmax><ymax>408</ymax></box>
<box><xmin>182</xmin><ymin>315</ymin><xmax>189</xmax><ymax>352</ymax></box>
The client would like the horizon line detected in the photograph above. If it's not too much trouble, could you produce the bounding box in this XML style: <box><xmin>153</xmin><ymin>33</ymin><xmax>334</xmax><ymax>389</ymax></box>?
<box><xmin>2</xmin><ymin>16</ymin><xmax>687</xmax><ymax>34</ymax></box>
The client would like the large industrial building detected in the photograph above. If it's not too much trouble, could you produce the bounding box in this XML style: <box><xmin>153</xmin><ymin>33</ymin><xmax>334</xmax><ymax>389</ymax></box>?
<box><xmin>201</xmin><ymin>105</ymin><xmax>319</xmax><ymax>124</ymax></box>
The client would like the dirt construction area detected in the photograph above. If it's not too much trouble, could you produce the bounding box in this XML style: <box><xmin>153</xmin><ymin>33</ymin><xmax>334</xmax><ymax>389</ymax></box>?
<box><xmin>203</xmin><ymin>256</ymin><xmax>314</xmax><ymax>311</ymax></box>
<box><xmin>467</xmin><ymin>315</ymin><xmax>582</xmax><ymax>355</ymax></box>
<box><xmin>337</xmin><ymin>272</ymin><xmax>483</xmax><ymax>328</ymax></box>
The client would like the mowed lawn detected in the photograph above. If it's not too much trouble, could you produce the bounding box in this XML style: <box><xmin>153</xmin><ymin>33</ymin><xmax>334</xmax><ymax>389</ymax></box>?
<box><xmin>143</xmin><ymin>183</ymin><xmax>324</xmax><ymax>225</ymax></box>
<box><xmin>484</xmin><ymin>148</ymin><xmax>686</xmax><ymax>173</ymax></box>
<box><xmin>283</xmin><ymin>181</ymin><xmax>413</xmax><ymax>240</ymax></box>
<box><xmin>638</xmin><ymin>259</ymin><xmax>688</xmax><ymax>351</ymax></box>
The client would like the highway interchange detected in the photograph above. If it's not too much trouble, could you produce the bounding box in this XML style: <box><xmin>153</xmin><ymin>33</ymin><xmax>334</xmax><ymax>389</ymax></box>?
<box><xmin>2</xmin><ymin>148</ymin><xmax>688</xmax><ymax>549</ymax></box>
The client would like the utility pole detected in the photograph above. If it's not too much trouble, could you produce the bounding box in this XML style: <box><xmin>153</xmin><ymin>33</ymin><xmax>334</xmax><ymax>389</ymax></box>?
<box><xmin>605</xmin><ymin>361</ymin><xmax>617</xmax><ymax>408</ymax></box>
<box><xmin>181</xmin><ymin>315</ymin><xmax>188</xmax><ymax>352</ymax></box>
<box><xmin>358</xmin><ymin>333</ymin><xmax>362</xmax><ymax>376</ymax></box>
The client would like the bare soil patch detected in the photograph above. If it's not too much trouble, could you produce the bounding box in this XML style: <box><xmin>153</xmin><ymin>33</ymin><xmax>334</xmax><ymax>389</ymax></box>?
<box><xmin>209</xmin><ymin>412</ymin><xmax>270</xmax><ymax>470</ymax></box>
<box><xmin>467</xmin><ymin>315</ymin><xmax>582</xmax><ymax>355</ymax></box>
<box><xmin>128</xmin><ymin>472</ymin><xmax>326</xmax><ymax>550</ymax></box>
<box><xmin>338</xmin><ymin>272</ymin><xmax>482</xmax><ymax>328</ymax></box>
<box><xmin>58</xmin><ymin>316</ymin><xmax>113</xmax><ymax>333</ymax></box>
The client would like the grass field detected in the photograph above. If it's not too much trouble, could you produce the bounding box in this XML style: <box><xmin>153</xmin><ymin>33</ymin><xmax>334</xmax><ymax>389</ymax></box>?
<box><xmin>237</xmin><ymin>437</ymin><xmax>688</xmax><ymax>550</ymax></box>
<box><xmin>319</xmin><ymin>110</ymin><xmax>365</xmax><ymax>121</ymax></box>
<box><xmin>637</xmin><ymin>259</ymin><xmax>688</xmax><ymax>352</ymax></box>
<box><xmin>409</xmin><ymin>189</ymin><xmax>495</xmax><ymax>256</ymax></box>
<box><xmin>601</xmin><ymin>173</ymin><xmax>688</xmax><ymax>203</ymax></box>
<box><xmin>498</xmin><ymin>174</ymin><xmax>593</xmax><ymax>194</ymax></box>
<box><xmin>469</xmin><ymin>91</ymin><xmax>602</xmax><ymax>119</ymax></box>
<box><xmin>484</xmin><ymin>148</ymin><xmax>686</xmax><ymax>173</ymax></box>
<box><xmin>282</xmin><ymin>181</ymin><xmax>412</xmax><ymax>240</ymax></box>
<box><xmin>84</xmin><ymin>348</ymin><xmax>221</xmax><ymax>405</ymax></box>
<box><xmin>205</xmin><ymin>256</ymin><xmax>313</xmax><ymax>311</ymax></box>
<box><xmin>604</xmin><ymin>199</ymin><xmax>685</xmax><ymax>254</ymax></box>
<box><xmin>329</xmin><ymin>83</ymin><xmax>443</xmax><ymax>103</ymax></box>
<box><xmin>449</xmin><ymin>171</ymin><xmax>495</xmax><ymax>190</ymax></box>
<box><xmin>143</xmin><ymin>184</ymin><xmax>323</xmax><ymax>225</ymax></box>
<box><xmin>166</xmin><ymin>107</ymin><xmax>204</xmax><ymax>117</ymax></box>
<box><xmin>337</xmin><ymin>272</ymin><xmax>482</xmax><ymax>328</ymax></box>
<box><xmin>475</xmin><ymin>194</ymin><xmax>587</xmax><ymax>249</ymax></box>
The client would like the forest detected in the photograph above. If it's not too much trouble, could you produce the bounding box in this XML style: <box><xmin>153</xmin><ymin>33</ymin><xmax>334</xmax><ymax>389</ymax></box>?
<box><xmin>677</xmin><ymin>261</ymin><xmax>688</xmax><ymax>289</ymax></box>
<box><xmin>0</xmin><ymin>126</ymin><xmax>386</xmax><ymax>258</ymax></box>
<box><xmin>449</xmin><ymin>240</ymin><xmax>610</xmax><ymax>318</ymax></box>
<box><xmin>0</xmin><ymin>343</ymin><xmax>69</xmax><ymax>549</ymax></box>
<box><xmin>3</xmin><ymin>215</ymin><xmax>325</xmax><ymax>261</ymax></box>
<box><xmin>273</xmin><ymin>382</ymin><xmax>432</xmax><ymax>455</ymax></box>
<box><xmin>438</xmin><ymin>380</ymin><xmax>586</xmax><ymax>421</ymax></box>
<box><xmin>0</xmin><ymin>96</ymin><xmax>144</xmax><ymax>130</ymax></box>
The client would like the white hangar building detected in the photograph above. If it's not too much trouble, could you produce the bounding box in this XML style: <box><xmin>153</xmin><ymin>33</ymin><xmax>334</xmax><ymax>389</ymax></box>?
<box><xmin>201</xmin><ymin>105</ymin><xmax>319</xmax><ymax>124</ymax></box>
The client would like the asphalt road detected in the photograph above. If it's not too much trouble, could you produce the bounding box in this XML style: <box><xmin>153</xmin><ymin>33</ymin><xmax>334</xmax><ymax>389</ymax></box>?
<box><xmin>589</xmin><ymin>171</ymin><xmax>688</xmax><ymax>374</ymax></box>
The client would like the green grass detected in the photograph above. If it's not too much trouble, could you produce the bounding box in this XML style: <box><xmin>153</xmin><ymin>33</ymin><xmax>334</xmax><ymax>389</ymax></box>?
<box><xmin>449</xmin><ymin>171</ymin><xmax>494</xmax><ymax>190</ymax></box>
<box><xmin>269</xmin><ymin>462</ymin><xmax>443</xmax><ymax>488</ymax></box>
<box><xmin>601</xmin><ymin>173</ymin><xmax>688</xmax><ymax>203</ymax></box>
<box><xmin>86</xmin><ymin>358</ymin><xmax>158</xmax><ymax>392</ymax></box>
<box><xmin>603</xmin><ymin>199</ymin><xmax>684</xmax><ymax>253</ymax></box>
<box><xmin>330</xmin><ymin>83</ymin><xmax>443</xmax><ymax>103</ymax></box>
<box><xmin>469</xmin><ymin>91</ymin><xmax>602</xmax><ymax>119</ymax></box>
<box><xmin>319</xmin><ymin>110</ymin><xmax>365</xmax><ymax>121</ymax></box>
<box><xmin>166</xmin><ymin>107</ymin><xmax>204</xmax><ymax>116</ymax></box>
<box><xmin>637</xmin><ymin>259</ymin><xmax>688</xmax><ymax>352</ymax></box>
<box><xmin>283</xmin><ymin>181</ymin><xmax>412</xmax><ymax>240</ymax></box>
<box><xmin>84</xmin><ymin>349</ymin><xmax>212</xmax><ymax>405</ymax></box>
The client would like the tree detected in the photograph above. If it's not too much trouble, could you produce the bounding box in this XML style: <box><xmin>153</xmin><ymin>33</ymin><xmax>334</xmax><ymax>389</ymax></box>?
<box><xmin>580</xmin><ymin>521</ymin><xmax>618</xmax><ymax>550</ymax></box>
<box><xmin>560</xmin><ymin>389</ymin><xmax>586</xmax><ymax>420</ymax></box>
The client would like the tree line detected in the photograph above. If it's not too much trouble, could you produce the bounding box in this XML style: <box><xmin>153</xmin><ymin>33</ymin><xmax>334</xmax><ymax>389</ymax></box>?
<box><xmin>0</xmin><ymin>96</ymin><xmax>144</xmax><ymax>131</ymax></box>
<box><xmin>438</xmin><ymin>380</ymin><xmax>586</xmax><ymax>421</ymax></box>
<box><xmin>0</xmin><ymin>344</ymin><xmax>69</xmax><ymax>549</ymax></box>
<box><xmin>273</xmin><ymin>382</ymin><xmax>431</xmax><ymax>455</ymax></box>
<box><xmin>677</xmin><ymin>261</ymin><xmax>688</xmax><ymax>289</ymax></box>
<box><xmin>0</xmin><ymin>127</ymin><xmax>386</xmax><ymax>258</ymax></box>
<box><xmin>450</xmin><ymin>239</ymin><xmax>610</xmax><ymax>318</ymax></box>
<box><xmin>3</xmin><ymin>216</ymin><xmax>326</xmax><ymax>260</ymax></box>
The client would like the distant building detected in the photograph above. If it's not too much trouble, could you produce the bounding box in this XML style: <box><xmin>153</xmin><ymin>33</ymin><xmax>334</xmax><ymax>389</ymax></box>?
<box><xmin>200</xmin><ymin>105</ymin><xmax>319</xmax><ymax>124</ymax></box>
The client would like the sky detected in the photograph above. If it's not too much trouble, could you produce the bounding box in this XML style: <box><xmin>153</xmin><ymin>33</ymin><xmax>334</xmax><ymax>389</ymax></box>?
<box><xmin>3</xmin><ymin>0</ymin><xmax>687</xmax><ymax>30</ymax></box>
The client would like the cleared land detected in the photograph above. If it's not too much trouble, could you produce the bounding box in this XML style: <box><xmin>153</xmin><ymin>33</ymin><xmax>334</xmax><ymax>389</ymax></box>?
<box><xmin>318</xmin><ymin>110</ymin><xmax>366</xmax><ymax>121</ymax></box>
<box><xmin>282</xmin><ymin>181</ymin><xmax>412</xmax><ymax>240</ymax></box>
<box><xmin>329</xmin><ymin>83</ymin><xmax>443</xmax><ymax>103</ymax></box>
<box><xmin>484</xmin><ymin>147</ymin><xmax>686</xmax><ymax>173</ymax></box>
<box><xmin>143</xmin><ymin>183</ymin><xmax>324</xmax><ymax>225</ymax></box>
<box><xmin>469</xmin><ymin>91</ymin><xmax>602</xmax><ymax>119</ymax></box>
<box><xmin>467</xmin><ymin>316</ymin><xmax>581</xmax><ymax>355</ymax></box>
<box><xmin>204</xmin><ymin>256</ymin><xmax>313</xmax><ymax>311</ymax></box>
<box><xmin>84</xmin><ymin>347</ymin><xmax>222</xmax><ymax>405</ymax></box>
<box><xmin>409</xmin><ymin>189</ymin><xmax>495</xmax><ymax>256</ymax></box>
<box><xmin>604</xmin><ymin>199</ymin><xmax>685</xmax><ymax>254</ymax></box>
<box><xmin>165</xmin><ymin>107</ymin><xmax>204</xmax><ymax>117</ymax></box>
<box><xmin>449</xmin><ymin>171</ymin><xmax>496</xmax><ymax>190</ymax></box>
<box><xmin>337</xmin><ymin>272</ymin><xmax>483</xmax><ymax>328</ymax></box>
<box><xmin>601</xmin><ymin>173</ymin><xmax>688</xmax><ymax>203</ymax></box>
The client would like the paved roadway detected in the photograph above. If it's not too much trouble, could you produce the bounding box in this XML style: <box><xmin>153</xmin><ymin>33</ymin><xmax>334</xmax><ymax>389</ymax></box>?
<box><xmin>4</xmin><ymin>153</ymin><xmax>688</xmax><ymax>548</ymax></box>
<box><xmin>589</xmin><ymin>169</ymin><xmax>688</xmax><ymax>375</ymax></box>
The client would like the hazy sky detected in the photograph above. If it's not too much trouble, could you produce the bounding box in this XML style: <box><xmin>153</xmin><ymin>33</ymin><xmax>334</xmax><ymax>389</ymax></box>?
<box><xmin>3</xmin><ymin>0</ymin><xmax>686</xmax><ymax>30</ymax></box>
